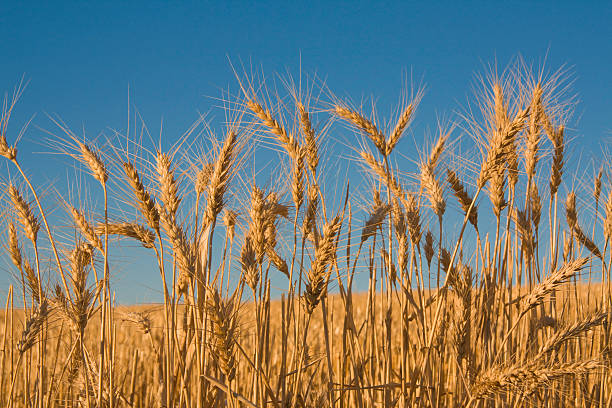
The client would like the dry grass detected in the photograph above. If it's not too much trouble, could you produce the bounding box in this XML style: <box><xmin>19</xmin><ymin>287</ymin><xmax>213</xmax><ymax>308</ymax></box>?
<box><xmin>0</xmin><ymin>61</ymin><xmax>611</xmax><ymax>407</ymax></box>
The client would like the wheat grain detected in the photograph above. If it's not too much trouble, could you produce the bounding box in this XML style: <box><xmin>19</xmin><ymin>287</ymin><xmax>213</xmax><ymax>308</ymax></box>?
<box><xmin>70</xmin><ymin>207</ymin><xmax>103</xmax><ymax>251</ymax></box>
<box><xmin>123</xmin><ymin>161</ymin><xmax>160</xmax><ymax>231</ymax></box>
<box><xmin>305</xmin><ymin>216</ymin><xmax>341</xmax><ymax>314</ymax></box>
<box><xmin>8</xmin><ymin>184</ymin><xmax>40</xmax><ymax>243</ymax></box>
<box><xmin>96</xmin><ymin>222</ymin><xmax>156</xmax><ymax>248</ymax></box>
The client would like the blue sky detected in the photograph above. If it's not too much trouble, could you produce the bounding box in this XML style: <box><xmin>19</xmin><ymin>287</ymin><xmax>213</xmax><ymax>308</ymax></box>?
<box><xmin>1</xmin><ymin>1</ymin><xmax>611</xmax><ymax>303</ymax></box>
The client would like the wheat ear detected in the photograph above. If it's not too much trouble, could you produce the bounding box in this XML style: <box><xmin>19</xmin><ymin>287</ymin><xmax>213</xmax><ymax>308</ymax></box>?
<box><xmin>305</xmin><ymin>216</ymin><xmax>341</xmax><ymax>314</ymax></box>
<box><xmin>95</xmin><ymin>222</ymin><xmax>156</xmax><ymax>248</ymax></box>
<box><xmin>123</xmin><ymin>161</ymin><xmax>160</xmax><ymax>231</ymax></box>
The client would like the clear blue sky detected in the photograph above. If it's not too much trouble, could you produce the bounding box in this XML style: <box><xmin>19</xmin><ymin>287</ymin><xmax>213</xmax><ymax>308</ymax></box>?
<box><xmin>1</xmin><ymin>1</ymin><xmax>611</xmax><ymax>303</ymax></box>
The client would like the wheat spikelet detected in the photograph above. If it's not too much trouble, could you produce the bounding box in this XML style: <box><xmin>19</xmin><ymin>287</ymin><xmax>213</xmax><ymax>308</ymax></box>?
<box><xmin>565</xmin><ymin>192</ymin><xmax>602</xmax><ymax>258</ymax></box>
<box><xmin>121</xmin><ymin>311</ymin><xmax>153</xmax><ymax>335</ymax></box>
<box><xmin>525</xmin><ymin>84</ymin><xmax>543</xmax><ymax>179</ymax></box>
<box><xmin>361</xmin><ymin>202</ymin><xmax>391</xmax><ymax>243</ymax></box>
<box><xmin>17</xmin><ymin>300</ymin><xmax>48</xmax><ymax>353</ymax></box>
<box><xmin>8</xmin><ymin>184</ymin><xmax>40</xmax><ymax>243</ymax></box>
<box><xmin>387</xmin><ymin>104</ymin><xmax>414</xmax><ymax>154</ymax></box>
<box><xmin>393</xmin><ymin>206</ymin><xmax>409</xmax><ymax>272</ymax></box>
<box><xmin>8</xmin><ymin>222</ymin><xmax>22</xmax><ymax>268</ymax></box>
<box><xmin>336</xmin><ymin>105</ymin><xmax>386</xmax><ymax>155</ymax></box>
<box><xmin>493</xmin><ymin>83</ymin><xmax>508</xmax><ymax>131</ymax></box>
<box><xmin>516</xmin><ymin>210</ymin><xmax>535</xmax><ymax>259</ymax></box>
<box><xmin>0</xmin><ymin>133</ymin><xmax>17</xmax><ymax>160</ymax></box>
<box><xmin>487</xmin><ymin>166</ymin><xmax>507</xmax><ymax>217</ymax></box>
<box><xmin>267</xmin><ymin>246</ymin><xmax>289</xmax><ymax>278</ymax></box>
<box><xmin>205</xmin><ymin>287</ymin><xmax>238</xmax><ymax>381</ymax></box>
<box><xmin>267</xmin><ymin>192</ymin><xmax>289</xmax><ymax>219</ymax></box>
<box><xmin>537</xmin><ymin>310</ymin><xmax>608</xmax><ymax>357</ymax></box>
<box><xmin>247</xmin><ymin>99</ymin><xmax>298</xmax><ymax>156</ymax></box>
<box><xmin>65</xmin><ymin>337</ymin><xmax>84</xmax><ymax>385</ymax></box>
<box><xmin>305</xmin><ymin>216</ymin><xmax>341</xmax><ymax>314</ymax></box>
<box><xmin>359</xmin><ymin>150</ymin><xmax>404</xmax><ymax>201</ymax></box>
<box><xmin>530</xmin><ymin>183</ymin><xmax>542</xmax><ymax>230</ymax></box>
<box><xmin>440</xmin><ymin>247</ymin><xmax>454</xmax><ymax>281</ymax></box>
<box><xmin>70</xmin><ymin>206</ymin><xmax>103</xmax><ymax>251</ymax></box>
<box><xmin>303</xmin><ymin>185</ymin><xmax>319</xmax><ymax>238</ymax></box>
<box><xmin>248</xmin><ymin>185</ymin><xmax>267</xmax><ymax>264</ymax></box>
<box><xmin>123</xmin><ymin>161</ymin><xmax>160</xmax><ymax>231</ymax></box>
<box><xmin>427</xmin><ymin>131</ymin><xmax>447</xmax><ymax>170</ymax></box>
<box><xmin>264</xmin><ymin>218</ymin><xmax>278</xmax><ymax>250</ymax></box>
<box><xmin>68</xmin><ymin>243</ymin><xmax>95</xmax><ymax>332</ymax></box>
<box><xmin>69</xmin><ymin>243</ymin><xmax>93</xmax><ymax>293</ymax></box>
<box><xmin>405</xmin><ymin>193</ymin><xmax>422</xmax><ymax>245</ymax></box>
<box><xmin>521</xmin><ymin>257</ymin><xmax>588</xmax><ymax>312</ymax></box>
<box><xmin>195</xmin><ymin>162</ymin><xmax>213</xmax><ymax>195</ymax></box>
<box><xmin>562</xmin><ymin>231</ymin><xmax>571</xmax><ymax>261</ymax></box>
<box><xmin>381</xmin><ymin>248</ymin><xmax>396</xmax><ymax>282</ymax></box>
<box><xmin>572</xmin><ymin>226</ymin><xmax>602</xmax><ymax>259</ymax></box>
<box><xmin>222</xmin><ymin>210</ymin><xmax>237</xmax><ymax>242</ymax></box>
<box><xmin>478</xmin><ymin>108</ymin><xmax>529</xmax><ymax>188</ymax></box>
<box><xmin>471</xmin><ymin>359</ymin><xmax>600</xmax><ymax>400</ymax></box>
<box><xmin>159</xmin><ymin>208</ymin><xmax>194</xmax><ymax>295</ymax></box>
<box><xmin>297</xmin><ymin>102</ymin><xmax>319</xmax><ymax>173</ymax></box>
<box><xmin>516</xmin><ymin>209</ymin><xmax>534</xmax><ymax>259</ymax></box>
<box><xmin>51</xmin><ymin>284</ymin><xmax>73</xmax><ymax>329</ymax></box>
<box><xmin>241</xmin><ymin>236</ymin><xmax>258</xmax><ymax>291</ymax></box>
<box><xmin>420</xmin><ymin>162</ymin><xmax>446</xmax><ymax>218</ymax></box>
<box><xmin>156</xmin><ymin>152</ymin><xmax>181</xmax><ymax>216</ymax></box>
<box><xmin>419</xmin><ymin>132</ymin><xmax>447</xmax><ymax>219</ymax></box>
<box><xmin>595</xmin><ymin>168</ymin><xmax>603</xmax><ymax>207</ymax></box>
<box><xmin>533</xmin><ymin>315</ymin><xmax>557</xmax><ymax>331</ymax></box>
<box><xmin>565</xmin><ymin>192</ymin><xmax>578</xmax><ymax>230</ymax></box>
<box><xmin>373</xmin><ymin>188</ymin><xmax>383</xmax><ymax>207</ymax></box>
<box><xmin>548</xmin><ymin>123</ymin><xmax>565</xmax><ymax>195</ymax></box>
<box><xmin>424</xmin><ymin>230</ymin><xmax>434</xmax><ymax>268</ymax></box>
<box><xmin>446</xmin><ymin>169</ymin><xmax>478</xmax><ymax>229</ymax></box>
<box><xmin>452</xmin><ymin>263</ymin><xmax>472</xmax><ymax>365</ymax></box>
<box><xmin>204</xmin><ymin>131</ymin><xmax>238</xmax><ymax>227</ymax></box>
<box><xmin>96</xmin><ymin>222</ymin><xmax>156</xmax><ymax>248</ymax></box>
<box><xmin>292</xmin><ymin>147</ymin><xmax>305</xmax><ymax>210</ymax></box>
<box><xmin>434</xmin><ymin>305</ymin><xmax>451</xmax><ymax>351</ymax></box>
<box><xmin>77</xmin><ymin>140</ymin><xmax>108</xmax><ymax>185</ymax></box>
<box><xmin>23</xmin><ymin>258</ymin><xmax>41</xmax><ymax>304</ymax></box>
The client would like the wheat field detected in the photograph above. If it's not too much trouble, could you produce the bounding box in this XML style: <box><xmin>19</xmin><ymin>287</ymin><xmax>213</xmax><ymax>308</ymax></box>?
<box><xmin>0</xmin><ymin>62</ymin><xmax>611</xmax><ymax>407</ymax></box>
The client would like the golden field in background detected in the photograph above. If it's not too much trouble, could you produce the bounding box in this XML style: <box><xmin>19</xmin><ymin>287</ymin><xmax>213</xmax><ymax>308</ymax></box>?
<box><xmin>1</xmin><ymin>285</ymin><xmax>607</xmax><ymax>407</ymax></box>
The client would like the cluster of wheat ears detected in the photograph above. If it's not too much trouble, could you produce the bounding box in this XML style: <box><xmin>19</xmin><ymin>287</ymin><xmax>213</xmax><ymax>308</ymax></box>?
<box><xmin>0</xmin><ymin>62</ymin><xmax>610</xmax><ymax>408</ymax></box>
